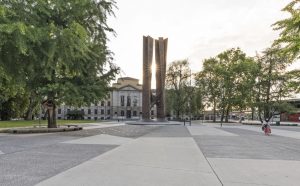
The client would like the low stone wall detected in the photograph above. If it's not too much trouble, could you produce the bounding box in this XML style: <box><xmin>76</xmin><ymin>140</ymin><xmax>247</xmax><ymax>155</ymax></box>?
<box><xmin>1</xmin><ymin>126</ymin><xmax>83</xmax><ymax>134</ymax></box>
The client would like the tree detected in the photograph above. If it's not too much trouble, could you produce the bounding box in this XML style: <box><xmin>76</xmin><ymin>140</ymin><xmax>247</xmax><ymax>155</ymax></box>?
<box><xmin>0</xmin><ymin>66</ymin><xmax>28</xmax><ymax>120</ymax></box>
<box><xmin>0</xmin><ymin>0</ymin><xmax>119</xmax><ymax>127</ymax></box>
<box><xmin>254</xmin><ymin>46</ymin><xmax>295</xmax><ymax>122</ymax></box>
<box><xmin>166</xmin><ymin>60</ymin><xmax>193</xmax><ymax>119</ymax></box>
<box><xmin>195</xmin><ymin>58</ymin><xmax>222</xmax><ymax>122</ymax></box>
<box><xmin>285</xmin><ymin>69</ymin><xmax>300</xmax><ymax>94</ymax></box>
<box><xmin>196</xmin><ymin>48</ymin><xmax>258</xmax><ymax>122</ymax></box>
<box><xmin>273</xmin><ymin>0</ymin><xmax>300</xmax><ymax>60</ymax></box>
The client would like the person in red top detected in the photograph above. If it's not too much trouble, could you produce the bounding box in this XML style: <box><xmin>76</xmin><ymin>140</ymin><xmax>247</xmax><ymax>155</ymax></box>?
<box><xmin>262</xmin><ymin>119</ymin><xmax>271</xmax><ymax>136</ymax></box>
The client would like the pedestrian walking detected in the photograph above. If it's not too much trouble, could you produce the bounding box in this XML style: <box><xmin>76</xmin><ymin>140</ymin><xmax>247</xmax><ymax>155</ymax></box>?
<box><xmin>262</xmin><ymin>119</ymin><xmax>271</xmax><ymax>135</ymax></box>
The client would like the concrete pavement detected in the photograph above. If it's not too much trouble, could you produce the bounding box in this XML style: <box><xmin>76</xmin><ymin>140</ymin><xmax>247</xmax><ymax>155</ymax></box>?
<box><xmin>1</xmin><ymin>121</ymin><xmax>300</xmax><ymax>186</ymax></box>
<box><xmin>37</xmin><ymin>126</ymin><xmax>222</xmax><ymax>186</ymax></box>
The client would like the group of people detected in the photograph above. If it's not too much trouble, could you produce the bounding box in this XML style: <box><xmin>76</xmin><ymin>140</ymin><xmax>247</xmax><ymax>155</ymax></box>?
<box><xmin>262</xmin><ymin>119</ymin><xmax>272</xmax><ymax>135</ymax></box>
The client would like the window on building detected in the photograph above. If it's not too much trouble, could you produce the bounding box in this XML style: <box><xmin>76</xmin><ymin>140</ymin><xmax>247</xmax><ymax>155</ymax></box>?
<box><xmin>94</xmin><ymin>102</ymin><xmax>98</xmax><ymax>106</ymax></box>
<box><xmin>67</xmin><ymin>109</ymin><xmax>70</xmax><ymax>113</ymax></box>
<box><xmin>133</xmin><ymin>111</ymin><xmax>137</xmax><ymax>116</ymax></box>
<box><xmin>151</xmin><ymin>110</ymin><xmax>154</xmax><ymax>115</ymax></box>
<box><xmin>107</xmin><ymin>101</ymin><xmax>111</xmax><ymax>106</ymax></box>
<box><xmin>94</xmin><ymin>109</ymin><xmax>98</xmax><ymax>115</ymax></box>
<box><xmin>94</xmin><ymin>117</ymin><xmax>97</xmax><ymax>120</ymax></box>
<box><xmin>107</xmin><ymin>94</ymin><xmax>111</xmax><ymax>99</ymax></box>
<box><xmin>133</xmin><ymin>96</ymin><xmax>137</xmax><ymax>107</ymax></box>
<box><xmin>101</xmin><ymin>109</ymin><xmax>104</xmax><ymax>115</ymax></box>
<box><xmin>127</xmin><ymin>96</ymin><xmax>131</xmax><ymax>106</ymax></box>
<box><xmin>58</xmin><ymin>109</ymin><xmax>61</xmax><ymax>114</ymax></box>
<box><xmin>107</xmin><ymin>109</ymin><xmax>110</xmax><ymax>115</ymax></box>
<box><xmin>88</xmin><ymin>117</ymin><xmax>91</xmax><ymax>120</ymax></box>
<box><xmin>121</xmin><ymin>96</ymin><xmax>125</xmax><ymax>106</ymax></box>
<box><xmin>101</xmin><ymin>101</ymin><xmax>105</xmax><ymax>106</ymax></box>
<box><xmin>121</xmin><ymin>110</ymin><xmax>124</xmax><ymax>116</ymax></box>
<box><xmin>88</xmin><ymin>109</ymin><xmax>91</xmax><ymax>114</ymax></box>
<box><xmin>81</xmin><ymin>109</ymin><xmax>84</xmax><ymax>114</ymax></box>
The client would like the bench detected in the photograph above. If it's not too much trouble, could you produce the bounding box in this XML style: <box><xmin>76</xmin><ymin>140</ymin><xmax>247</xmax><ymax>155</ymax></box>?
<box><xmin>67</xmin><ymin>124</ymin><xmax>78</xmax><ymax>128</ymax></box>
<box><xmin>183</xmin><ymin>119</ymin><xmax>191</xmax><ymax>126</ymax></box>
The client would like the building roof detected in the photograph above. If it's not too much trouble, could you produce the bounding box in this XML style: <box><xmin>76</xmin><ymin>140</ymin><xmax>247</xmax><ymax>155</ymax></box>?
<box><xmin>112</xmin><ymin>77</ymin><xmax>142</xmax><ymax>91</ymax></box>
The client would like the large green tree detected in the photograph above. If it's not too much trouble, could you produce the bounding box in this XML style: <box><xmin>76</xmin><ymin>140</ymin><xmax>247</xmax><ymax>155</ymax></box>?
<box><xmin>196</xmin><ymin>48</ymin><xmax>258</xmax><ymax>122</ymax></box>
<box><xmin>195</xmin><ymin>58</ymin><xmax>222</xmax><ymax>122</ymax></box>
<box><xmin>0</xmin><ymin>0</ymin><xmax>118</xmax><ymax>127</ymax></box>
<box><xmin>166</xmin><ymin>60</ymin><xmax>193</xmax><ymax>119</ymax></box>
<box><xmin>254</xmin><ymin>46</ymin><xmax>295</xmax><ymax>122</ymax></box>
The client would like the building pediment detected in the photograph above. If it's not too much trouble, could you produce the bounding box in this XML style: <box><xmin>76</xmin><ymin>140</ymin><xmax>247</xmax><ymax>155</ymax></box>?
<box><xmin>119</xmin><ymin>85</ymin><xmax>141</xmax><ymax>91</ymax></box>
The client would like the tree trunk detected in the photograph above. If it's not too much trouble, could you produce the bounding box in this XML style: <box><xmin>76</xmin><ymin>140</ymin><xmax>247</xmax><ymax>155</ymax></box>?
<box><xmin>25</xmin><ymin>96</ymin><xmax>38</xmax><ymax>120</ymax></box>
<box><xmin>176</xmin><ymin>109</ymin><xmax>180</xmax><ymax>120</ymax></box>
<box><xmin>258</xmin><ymin>106</ymin><xmax>263</xmax><ymax>123</ymax></box>
<box><xmin>0</xmin><ymin>110</ymin><xmax>10</xmax><ymax>120</ymax></box>
<box><xmin>221</xmin><ymin>107</ymin><xmax>225</xmax><ymax>122</ymax></box>
<box><xmin>212</xmin><ymin>99</ymin><xmax>216</xmax><ymax>122</ymax></box>
<box><xmin>47</xmin><ymin>104</ymin><xmax>57</xmax><ymax>128</ymax></box>
<box><xmin>0</xmin><ymin>101</ymin><xmax>12</xmax><ymax>120</ymax></box>
<box><xmin>43</xmin><ymin>99</ymin><xmax>57</xmax><ymax>128</ymax></box>
<box><xmin>225</xmin><ymin>105</ymin><xmax>230</xmax><ymax>123</ymax></box>
<box><xmin>25</xmin><ymin>109</ymin><xmax>33</xmax><ymax>120</ymax></box>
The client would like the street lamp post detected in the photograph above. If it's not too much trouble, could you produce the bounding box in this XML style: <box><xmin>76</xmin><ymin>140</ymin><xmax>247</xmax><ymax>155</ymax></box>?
<box><xmin>189</xmin><ymin>69</ymin><xmax>192</xmax><ymax>125</ymax></box>
<box><xmin>220</xmin><ymin>81</ymin><xmax>225</xmax><ymax>128</ymax></box>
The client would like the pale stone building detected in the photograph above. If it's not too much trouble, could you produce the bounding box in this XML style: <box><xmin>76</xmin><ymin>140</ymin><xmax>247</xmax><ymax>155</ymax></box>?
<box><xmin>56</xmin><ymin>77</ymin><xmax>157</xmax><ymax>120</ymax></box>
<box><xmin>111</xmin><ymin>77</ymin><xmax>142</xmax><ymax>120</ymax></box>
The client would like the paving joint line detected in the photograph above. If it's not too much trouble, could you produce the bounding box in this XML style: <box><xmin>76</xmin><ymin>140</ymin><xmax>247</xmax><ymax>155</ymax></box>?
<box><xmin>192</xmin><ymin>138</ymin><xmax>224</xmax><ymax>186</ymax></box>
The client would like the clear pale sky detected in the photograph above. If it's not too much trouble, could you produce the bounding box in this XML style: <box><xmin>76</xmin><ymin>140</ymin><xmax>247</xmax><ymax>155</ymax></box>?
<box><xmin>108</xmin><ymin>0</ymin><xmax>298</xmax><ymax>84</ymax></box>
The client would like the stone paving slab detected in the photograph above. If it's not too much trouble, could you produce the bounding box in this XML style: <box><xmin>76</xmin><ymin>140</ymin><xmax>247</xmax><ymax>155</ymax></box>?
<box><xmin>57</xmin><ymin>125</ymin><xmax>162</xmax><ymax>138</ymax></box>
<box><xmin>196</xmin><ymin>127</ymin><xmax>300</xmax><ymax>161</ymax></box>
<box><xmin>62</xmin><ymin>134</ymin><xmax>134</xmax><ymax>145</ymax></box>
<box><xmin>143</xmin><ymin>126</ymin><xmax>191</xmax><ymax>137</ymax></box>
<box><xmin>81</xmin><ymin>123</ymin><xmax>125</xmax><ymax>129</ymax></box>
<box><xmin>36</xmin><ymin>136</ymin><xmax>221</xmax><ymax>186</ymax></box>
<box><xmin>208</xmin><ymin>158</ymin><xmax>300</xmax><ymax>186</ymax></box>
<box><xmin>187</xmin><ymin>125</ymin><xmax>238</xmax><ymax>136</ymax></box>
<box><xmin>0</xmin><ymin>133</ymin><xmax>77</xmax><ymax>154</ymax></box>
<box><xmin>229</xmin><ymin>125</ymin><xmax>300</xmax><ymax>139</ymax></box>
<box><xmin>0</xmin><ymin>143</ymin><xmax>117</xmax><ymax>186</ymax></box>
<box><xmin>38</xmin><ymin>160</ymin><xmax>220</xmax><ymax>186</ymax></box>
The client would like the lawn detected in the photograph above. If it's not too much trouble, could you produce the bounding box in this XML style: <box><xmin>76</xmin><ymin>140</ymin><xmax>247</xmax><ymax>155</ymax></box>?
<box><xmin>0</xmin><ymin>120</ymin><xmax>99</xmax><ymax>128</ymax></box>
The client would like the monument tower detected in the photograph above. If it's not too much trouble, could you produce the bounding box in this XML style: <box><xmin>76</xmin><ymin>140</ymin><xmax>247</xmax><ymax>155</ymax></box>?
<box><xmin>142</xmin><ymin>36</ymin><xmax>168</xmax><ymax>121</ymax></box>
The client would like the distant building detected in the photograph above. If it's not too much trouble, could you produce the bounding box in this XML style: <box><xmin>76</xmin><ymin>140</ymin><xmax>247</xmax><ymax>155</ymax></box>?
<box><xmin>56</xmin><ymin>77</ymin><xmax>157</xmax><ymax>120</ymax></box>
<box><xmin>280</xmin><ymin>99</ymin><xmax>300</xmax><ymax>122</ymax></box>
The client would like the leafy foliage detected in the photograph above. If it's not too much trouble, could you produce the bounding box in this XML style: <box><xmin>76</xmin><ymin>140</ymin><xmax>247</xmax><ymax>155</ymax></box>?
<box><xmin>273</xmin><ymin>0</ymin><xmax>300</xmax><ymax>60</ymax></box>
<box><xmin>0</xmin><ymin>0</ymin><xmax>119</xmax><ymax>126</ymax></box>
<box><xmin>196</xmin><ymin>48</ymin><xmax>258</xmax><ymax>122</ymax></box>
<box><xmin>166</xmin><ymin>60</ymin><xmax>195</xmax><ymax>119</ymax></box>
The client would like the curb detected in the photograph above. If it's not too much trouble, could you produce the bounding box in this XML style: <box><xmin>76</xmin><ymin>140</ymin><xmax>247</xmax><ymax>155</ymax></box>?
<box><xmin>1</xmin><ymin>127</ymin><xmax>83</xmax><ymax>134</ymax></box>
<box><xmin>242</xmin><ymin>123</ymin><xmax>298</xmax><ymax>126</ymax></box>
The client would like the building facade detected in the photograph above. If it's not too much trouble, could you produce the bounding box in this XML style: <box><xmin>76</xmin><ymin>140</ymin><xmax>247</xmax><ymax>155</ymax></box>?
<box><xmin>56</xmin><ymin>77</ymin><xmax>157</xmax><ymax>120</ymax></box>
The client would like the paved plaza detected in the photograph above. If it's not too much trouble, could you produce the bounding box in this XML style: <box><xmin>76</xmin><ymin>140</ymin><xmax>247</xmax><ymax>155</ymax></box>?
<box><xmin>0</xmin><ymin>121</ymin><xmax>300</xmax><ymax>186</ymax></box>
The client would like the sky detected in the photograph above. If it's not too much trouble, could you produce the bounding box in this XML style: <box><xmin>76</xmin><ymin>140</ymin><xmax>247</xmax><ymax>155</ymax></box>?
<box><xmin>107</xmin><ymin>0</ymin><xmax>298</xmax><ymax>84</ymax></box>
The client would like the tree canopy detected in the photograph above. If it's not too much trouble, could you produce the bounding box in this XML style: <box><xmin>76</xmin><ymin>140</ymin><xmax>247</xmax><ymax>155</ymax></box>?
<box><xmin>0</xmin><ymin>0</ymin><xmax>119</xmax><ymax>127</ymax></box>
